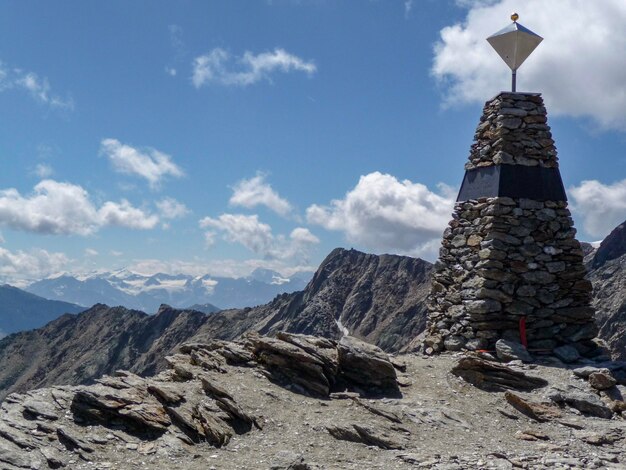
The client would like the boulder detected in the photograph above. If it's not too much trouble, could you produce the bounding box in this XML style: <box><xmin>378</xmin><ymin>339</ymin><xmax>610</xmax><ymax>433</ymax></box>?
<box><xmin>588</xmin><ymin>371</ymin><xmax>617</xmax><ymax>391</ymax></box>
<box><xmin>495</xmin><ymin>339</ymin><xmax>533</xmax><ymax>363</ymax></box>
<box><xmin>337</xmin><ymin>336</ymin><xmax>399</xmax><ymax>394</ymax></box>
<box><xmin>250</xmin><ymin>334</ymin><xmax>334</xmax><ymax>397</ymax></box>
<box><xmin>504</xmin><ymin>391</ymin><xmax>561</xmax><ymax>422</ymax></box>
<box><xmin>553</xmin><ymin>345</ymin><xmax>580</xmax><ymax>363</ymax></box>
<box><xmin>546</xmin><ymin>388</ymin><xmax>613</xmax><ymax>419</ymax></box>
<box><xmin>451</xmin><ymin>356</ymin><xmax>548</xmax><ymax>392</ymax></box>
<box><xmin>326</xmin><ymin>423</ymin><xmax>406</xmax><ymax>450</ymax></box>
<box><xmin>572</xmin><ymin>366</ymin><xmax>610</xmax><ymax>379</ymax></box>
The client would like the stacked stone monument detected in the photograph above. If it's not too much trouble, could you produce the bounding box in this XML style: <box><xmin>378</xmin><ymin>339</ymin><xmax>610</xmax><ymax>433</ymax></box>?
<box><xmin>425</xmin><ymin>92</ymin><xmax>598</xmax><ymax>356</ymax></box>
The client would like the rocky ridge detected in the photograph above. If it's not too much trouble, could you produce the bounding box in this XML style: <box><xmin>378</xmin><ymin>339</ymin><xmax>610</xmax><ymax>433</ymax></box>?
<box><xmin>2</xmin><ymin>332</ymin><xmax>626</xmax><ymax>469</ymax></box>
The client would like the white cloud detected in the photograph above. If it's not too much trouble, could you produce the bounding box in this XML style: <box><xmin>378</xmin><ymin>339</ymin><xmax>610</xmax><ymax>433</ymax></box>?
<box><xmin>100</xmin><ymin>139</ymin><xmax>184</xmax><ymax>189</ymax></box>
<box><xmin>199</xmin><ymin>213</ymin><xmax>319</xmax><ymax>261</ymax></box>
<box><xmin>569</xmin><ymin>179</ymin><xmax>626</xmax><ymax>239</ymax></box>
<box><xmin>404</xmin><ymin>0</ymin><xmax>414</xmax><ymax>18</ymax></box>
<box><xmin>34</xmin><ymin>163</ymin><xmax>54</xmax><ymax>178</ymax></box>
<box><xmin>16</xmin><ymin>72</ymin><xmax>74</xmax><ymax>110</ymax></box>
<box><xmin>110</xmin><ymin>250</ymin><xmax>123</xmax><ymax>257</ymax></box>
<box><xmin>0</xmin><ymin>179</ymin><xmax>158</xmax><ymax>235</ymax></box>
<box><xmin>165</xmin><ymin>67</ymin><xmax>177</xmax><ymax>77</ymax></box>
<box><xmin>99</xmin><ymin>200</ymin><xmax>159</xmax><ymax>230</ymax></box>
<box><xmin>204</xmin><ymin>231</ymin><xmax>216</xmax><ymax>248</ymax></box>
<box><xmin>290</xmin><ymin>227</ymin><xmax>319</xmax><ymax>245</ymax></box>
<box><xmin>0</xmin><ymin>247</ymin><xmax>69</xmax><ymax>283</ymax></box>
<box><xmin>192</xmin><ymin>47</ymin><xmax>316</xmax><ymax>88</ymax></box>
<box><xmin>306</xmin><ymin>172</ymin><xmax>454</xmax><ymax>259</ymax></box>
<box><xmin>0</xmin><ymin>61</ymin><xmax>73</xmax><ymax>110</ymax></box>
<box><xmin>200</xmin><ymin>214</ymin><xmax>274</xmax><ymax>254</ymax></box>
<box><xmin>169</xmin><ymin>24</ymin><xmax>185</xmax><ymax>58</ymax></box>
<box><xmin>156</xmin><ymin>197</ymin><xmax>190</xmax><ymax>219</ymax></box>
<box><xmin>229</xmin><ymin>173</ymin><xmax>292</xmax><ymax>216</ymax></box>
<box><xmin>85</xmin><ymin>248</ymin><xmax>99</xmax><ymax>257</ymax></box>
<box><xmin>432</xmin><ymin>0</ymin><xmax>626</xmax><ymax>131</ymax></box>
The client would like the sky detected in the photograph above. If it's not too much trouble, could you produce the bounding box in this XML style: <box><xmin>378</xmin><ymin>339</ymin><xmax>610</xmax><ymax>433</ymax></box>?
<box><xmin>0</xmin><ymin>0</ymin><xmax>625</xmax><ymax>284</ymax></box>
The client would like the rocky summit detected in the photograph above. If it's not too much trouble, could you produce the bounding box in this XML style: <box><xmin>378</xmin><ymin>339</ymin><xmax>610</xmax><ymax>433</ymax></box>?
<box><xmin>2</xmin><ymin>332</ymin><xmax>626</xmax><ymax>469</ymax></box>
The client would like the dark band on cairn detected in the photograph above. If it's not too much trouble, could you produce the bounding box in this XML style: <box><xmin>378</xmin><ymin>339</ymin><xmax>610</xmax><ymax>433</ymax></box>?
<box><xmin>457</xmin><ymin>166</ymin><xmax>567</xmax><ymax>202</ymax></box>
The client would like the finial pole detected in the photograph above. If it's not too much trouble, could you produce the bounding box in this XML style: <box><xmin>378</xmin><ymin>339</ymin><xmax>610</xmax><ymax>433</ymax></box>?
<box><xmin>510</xmin><ymin>13</ymin><xmax>518</xmax><ymax>92</ymax></box>
<box><xmin>486</xmin><ymin>12</ymin><xmax>542</xmax><ymax>93</ymax></box>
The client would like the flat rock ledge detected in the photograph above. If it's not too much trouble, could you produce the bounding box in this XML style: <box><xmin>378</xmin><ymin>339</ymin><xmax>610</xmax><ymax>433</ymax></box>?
<box><xmin>2</xmin><ymin>335</ymin><xmax>626</xmax><ymax>469</ymax></box>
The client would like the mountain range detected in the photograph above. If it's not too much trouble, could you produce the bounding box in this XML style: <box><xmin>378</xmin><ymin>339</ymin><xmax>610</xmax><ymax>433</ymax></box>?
<box><xmin>25</xmin><ymin>267</ymin><xmax>311</xmax><ymax>312</ymax></box>
<box><xmin>0</xmin><ymin>248</ymin><xmax>431</xmax><ymax>400</ymax></box>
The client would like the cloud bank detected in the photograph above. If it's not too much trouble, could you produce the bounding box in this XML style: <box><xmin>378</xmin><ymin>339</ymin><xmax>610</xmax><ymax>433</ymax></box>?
<box><xmin>0</xmin><ymin>247</ymin><xmax>69</xmax><ymax>283</ymax></box>
<box><xmin>569</xmin><ymin>178</ymin><xmax>626</xmax><ymax>239</ymax></box>
<box><xmin>0</xmin><ymin>180</ymin><xmax>158</xmax><ymax>236</ymax></box>
<box><xmin>306</xmin><ymin>172</ymin><xmax>454</xmax><ymax>259</ymax></box>
<box><xmin>432</xmin><ymin>0</ymin><xmax>626</xmax><ymax>131</ymax></box>
<box><xmin>199</xmin><ymin>213</ymin><xmax>319</xmax><ymax>262</ymax></box>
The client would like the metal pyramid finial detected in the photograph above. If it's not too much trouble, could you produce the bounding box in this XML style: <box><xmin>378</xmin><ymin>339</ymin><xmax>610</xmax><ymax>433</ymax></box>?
<box><xmin>487</xmin><ymin>13</ymin><xmax>542</xmax><ymax>92</ymax></box>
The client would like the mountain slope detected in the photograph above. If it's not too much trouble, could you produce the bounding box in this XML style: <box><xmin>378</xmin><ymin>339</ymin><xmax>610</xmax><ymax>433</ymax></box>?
<box><xmin>588</xmin><ymin>219</ymin><xmax>626</xmax><ymax>360</ymax></box>
<box><xmin>0</xmin><ymin>304</ymin><xmax>206</xmax><ymax>400</ymax></box>
<box><xmin>245</xmin><ymin>248</ymin><xmax>431</xmax><ymax>351</ymax></box>
<box><xmin>0</xmin><ymin>284</ymin><xmax>84</xmax><ymax>337</ymax></box>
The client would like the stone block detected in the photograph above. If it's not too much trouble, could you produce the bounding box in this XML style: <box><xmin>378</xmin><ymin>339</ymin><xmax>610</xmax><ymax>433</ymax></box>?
<box><xmin>465</xmin><ymin>299</ymin><xmax>502</xmax><ymax>314</ymax></box>
<box><xmin>553</xmin><ymin>345</ymin><xmax>580</xmax><ymax>363</ymax></box>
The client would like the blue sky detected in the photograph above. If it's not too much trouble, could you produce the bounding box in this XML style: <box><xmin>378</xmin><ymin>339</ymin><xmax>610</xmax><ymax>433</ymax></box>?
<box><xmin>0</xmin><ymin>0</ymin><xmax>625</xmax><ymax>283</ymax></box>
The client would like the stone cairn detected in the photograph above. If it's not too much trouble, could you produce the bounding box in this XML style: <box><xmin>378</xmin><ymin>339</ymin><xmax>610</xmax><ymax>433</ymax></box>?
<box><xmin>425</xmin><ymin>92</ymin><xmax>598</xmax><ymax>356</ymax></box>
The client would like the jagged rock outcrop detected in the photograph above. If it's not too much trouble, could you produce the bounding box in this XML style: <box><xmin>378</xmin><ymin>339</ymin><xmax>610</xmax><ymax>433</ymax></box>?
<box><xmin>2</xmin><ymin>335</ymin><xmax>626</xmax><ymax>470</ymax></box>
